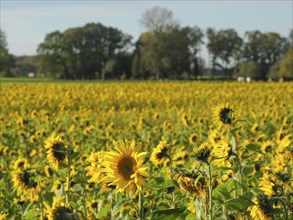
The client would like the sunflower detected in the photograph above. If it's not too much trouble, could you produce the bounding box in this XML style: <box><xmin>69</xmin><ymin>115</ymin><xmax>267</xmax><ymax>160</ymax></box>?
<box><xmin>260</xmin><ymin>140</ymin><xmax>275</xmax><ymax>154</ymax></box>
<box><xmin>178</xmin><ymin>172</ymin><xmax>207</xmax><ymax>198</ymax></box>
<box><xmin>0</xmin><ymin>213</ymin><xmax>8</xmax><ymax>220</ymax></box>
<box><xmin>101</xmin><ymin>140</ymin><xmax>149</xmax><ymax>196</ymax></box>
<box><xmin>45</xmin><ymin>135</ymin><xmax>67</xmax><ymax>170</ymax></box>
<box><xmin>44</xmin><ymin>197</ymin><xmax>78</xmax><ymax>220</ymax></box>
<box><xmin>85</xmin><ymin>152</ymin><xmax>104</xmax><ymax>184</ymax></box>
<box><xmin>211</xmin><ymin>137</ymin><xmax>232</xmax><ymax>166</ymax></box>
<box><xmin>213</xmin><ymin>103</ymin><xmax>235</xmax><ymax>129</ymax></box>
<box><xmin>14</xmin><ymin>158</ymin><xmax>29</xmax><ymax>170</ymax></box>
<box><xmin>247</xmin><ymin>195</ymin><xmax>273</xmax><ymax>220</ymax></box>
<box><xmin>150</xmin><ymin>140</ymin><xmax>170</xmax><ymax>167</ymax></box>
<box><xmin>271</xmin><ymin>153</ymin><xmax>285</xmax><ymax>173</ymax></box>
<box><xmin>189</xmin><ymin>133</ymin><xmax>199</xmax><ymax>145</ymax></box>
<box><xmin>12</xmin><ymin>168</ymin><xmax>41</xmax><ymax>202</ymax></box>
<box><xmin>193</xmin><ymin>142</ymin><xmax>211</xmax><ymax>164</ymax></box>
<box><xmin>45</xmin><ymin>165</ymin><xmax>54</xmax><ymax>178</ymax></box>
<box><xmin>173</xmin><ymin>147</ymin><xmax>188</xmax><ymax>167</ymax></box>
<box><xmin>259</xmin><ymin>172</ymin><xmax>275</xmax><ymax>196</ymax></box>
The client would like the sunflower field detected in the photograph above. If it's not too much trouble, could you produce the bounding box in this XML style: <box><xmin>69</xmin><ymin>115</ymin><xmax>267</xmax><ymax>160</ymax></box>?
<box><xmin>0</xmin><ymin>81</ymin><xmax>292</xmax><ymax>220</ymax></box>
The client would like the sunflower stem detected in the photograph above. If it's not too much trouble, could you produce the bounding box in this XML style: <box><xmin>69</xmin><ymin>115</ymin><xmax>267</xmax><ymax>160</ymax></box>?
<box><xmin>66</xmin><ymin>147</ymin><xmax>71</xmax><ymax>204</ymax></box>
<box><xmin>139</xmin><ymin>190</ymin><xmax>145</xmax><ymax>220</ymax></box>
<box><xmin>271</xmin><ymin>197</ymin><xmax>289</xmax><ymax>220</ymax></box>
<box><xmin>208</xmin><ymin>164</ymin><xmax>213</xmax><ymax>220</ymax></box>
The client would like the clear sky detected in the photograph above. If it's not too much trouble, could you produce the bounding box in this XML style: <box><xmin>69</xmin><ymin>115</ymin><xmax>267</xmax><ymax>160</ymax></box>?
<box><xmin>1</xmin><ymin>0</ymin><xmax>292</xmax><ymax>64</ymax></box>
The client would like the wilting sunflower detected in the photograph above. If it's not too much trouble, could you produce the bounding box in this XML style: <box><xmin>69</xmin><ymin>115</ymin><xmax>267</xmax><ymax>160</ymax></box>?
<box><xmin>44</xmin><ymin>197</ymin><xmax>78</xmax><ymax>220</ymax></box>
<box><xmin>12</xmin><ymin>168</ymin><xmax>42</xmax><ymax>202</ymax></box>
<box><xmin>213</xmin><ymin>103</ymin><xmax>235</xmax><ymax>129</ymax></box>
<box><xmin>45</xmin><ymin>135</ymin><xmax>67</xmax><ymax>170</ymax></box>
<box><xmin>178</xmin><ymin>172</ymin><xmax>207</xmax><ymax>198</ymax></box>
<box><xmin>193</xmin><ymin>142</ymin><xmax>211</xmax><ymax>164</ymax></box>
<box><xmin>101</xmin><ymin>140</ymin><xmax>149</xmax><ymax>196</ymax></box>
<box><xmin>150</xmin><ymin>140</ymin><xmax>170</xmax><ymax>167</ymax></box>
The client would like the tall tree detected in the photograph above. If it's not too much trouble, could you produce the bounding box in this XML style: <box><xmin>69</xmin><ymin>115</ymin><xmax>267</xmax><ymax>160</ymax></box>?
<box><xmin>37</xmin><ymin>23</ymin><xmax>132</xmax><ymax>79</ymax></box>
<box><xmin>206</xmin><ymin>28</ymin><xmax>243</xmax><ymax>78</ymax></box>
<box><xmin>0</xmin><ymin>29</ymin><xmax>15</xmax><ymax>76</ymax></box>
<box><xmin>140</xmin><ymin>6</ymin><xmax>179</xmax><ymax>33</ymax></box>
<box><xmin>243</xmin><ymin>31</ymin><xmax>289</xmax><ymax>79</ymax></box>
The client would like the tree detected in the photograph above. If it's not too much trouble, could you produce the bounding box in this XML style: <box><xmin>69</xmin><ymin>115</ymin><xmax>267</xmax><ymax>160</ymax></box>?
<box><xmin>0</xmin><ymin>29</ymin><xmax>15</xmax><ymax>76</ymax></box>
<box><xmin>238</xmin><ymin>60</ymin><xmax>261</xmax><ymax>78</ymax></box>
<box><xmin>243</xmin><ymin>31</ymin><xmax>289</xmax><ymax>79</ymax></box>
<box><xmin>37</xmin><ymin>23</ymin><xmax>132</xmax><ymax>79</ymax></box>
<box><xmin>278</xmin><ymin>47</ymin><xmax>293</xmax><ymax>78</ymax></box>
<box><xmin>140</xmin><ymin>6</ymin><xmax>179</xmax><ymax>33</ymax></box>
<box><xmin>206</xmin><ymin>28</ymin><xmax>243</xmax><ymax>78</ymax></box>
<box><xmin>133</xmin><ymin>26</ymin><xmax>204</xmax><ymax>80</ymax></box>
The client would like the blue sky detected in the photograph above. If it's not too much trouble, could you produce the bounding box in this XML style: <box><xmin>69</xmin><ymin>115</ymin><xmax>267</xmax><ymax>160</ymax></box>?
<box><xmin>1</xmin><ymin>0</ymin><xmax>292</xmax><ymax>64</ymax></box>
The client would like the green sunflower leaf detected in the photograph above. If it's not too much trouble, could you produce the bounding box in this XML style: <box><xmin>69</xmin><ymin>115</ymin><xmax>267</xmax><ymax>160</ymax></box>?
<box><xmin>223</xmin><ymin>197</ymin><xmax>254</xmax><ymax>211</ymax></box>
<box><xmin>147</xmin><ymin>177</ymin><xmax>179</xmax><ymax>190</ymax></box>
<box><xmin>151</xmin><ymin>207</ymin><xmax>186</xmax><ymax>220</ymax></box>
<box><xmin>246</xmin><ymin>144</ymin><xmax>262</xmax><ymax>153</ymax></box>
<box><xmin>212</xmin><ymin>185</ymin><xmax>231</xmax><ymax>204</ymax></box>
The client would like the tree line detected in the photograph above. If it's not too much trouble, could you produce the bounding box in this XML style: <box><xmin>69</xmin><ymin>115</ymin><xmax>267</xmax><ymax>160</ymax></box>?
<box><xmin>1</xmin><ymin>7</ymin><xmax>292</xmax><ymax>80</ymax></box>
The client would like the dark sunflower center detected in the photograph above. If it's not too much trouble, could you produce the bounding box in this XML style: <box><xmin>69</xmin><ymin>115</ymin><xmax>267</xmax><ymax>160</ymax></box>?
<box><xmin>53</xmin><ymin>142</ymin><xmax>66</xmax><ymax>161</ymax></box>
<box><xmin>193</xmin><ymin>147</ymin><xmax>211</xmax><ymax>164</ymax></box>
<box><xmin>53</xmin><ymin>206</ymin><xmax>74</xmax><ymax>220</ymax></box>
<box><xmin>20</xmin><ymin>171</ymin><xmax>37</xmax><ymax>188</ymax></box>
<box><xmin>18</xmin><ymin>162</ymin><xmax>25</xmax><ymax>168</ymax></box>
<box><xmin>156</xmin><ymin>147</ymin><xmax>168</xmax><ymax>160</ymax></box>
<box><xmin>117</xmin><ymin>157</ymin><xmax>136</xmax><ymax>180</ymax></box>
<box><xmin>220</xmin><ymin>108</ymin><xmax>233</xmax><ymax>125</ymax></box>
<box><xmin>265</xmin><ymin>145</ymin><xmax>272</xmax><ymax>153</ymax></box>
<box><xmin>191</xmin><ymin>135</ymin><xmax>197</xmax><ymax>142</ymax></box>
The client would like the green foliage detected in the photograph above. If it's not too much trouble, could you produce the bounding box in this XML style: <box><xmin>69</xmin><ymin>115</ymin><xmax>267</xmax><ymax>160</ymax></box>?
<box><xmin>278</xmin><ymin>47</ymin><xmax>293</xmax><ymax>78</ymax></box>
<box><xmin>151</xmin><ymin>207</ymin><xmax>186</xmax><ymax>220</ymax></box>
<box><xmin>147</xmin><ymin>177</ymin><xmax>179</xmax><ymax>190</ymax></box>
<box><xmin>37</xmin><ymin>23</ymin><xmax>132</xmax><ymax>80</ymax></box>
<box><xmin>238</xmin><ymin>60</ymin><xmax>261</xmax><ymax>78</ymax></box>
<box><xmin>206</xmin><ymin>28</ymin><xmax>243</xmax><ymax>78</ymax></box>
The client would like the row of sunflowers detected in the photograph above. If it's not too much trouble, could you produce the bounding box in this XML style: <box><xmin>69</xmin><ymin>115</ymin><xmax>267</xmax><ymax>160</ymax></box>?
<box><xmin>0</xmin><ymin>81</ymin><xmax>292</xmax><ymax>219</ymax></box>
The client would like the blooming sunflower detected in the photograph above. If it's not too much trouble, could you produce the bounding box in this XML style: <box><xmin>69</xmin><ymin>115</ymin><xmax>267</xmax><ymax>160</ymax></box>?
<box><xmin>150</xmin><ymin>140</ymin><xmax>170</xmax><ymax>167</ymax></box>
<box><xmin>13</xmin><ymin>158</ymin><xmax>29</xmax><ymax>170</ymax></box>
<box><xmin>12</xmin><ymin>168</ymin><xmax>42</xmax><ymax>202</ymax></box>
<box><xmin>213</xmin><ymin>103</ymin><xmax>235</xmax><ymax>129</ymax></box>
<box><xmin>101</xmin><ymin>140</ymin><xmax>149</xmax><ymax>196</ymax></box>
<box><xmin>259</xmin><ymin>172</ymin><xmax>275</xmax><ymax>196</ymax></box>
<box><xmin>85</xmin><ymin>152</ymin><xmax>104</xmax><ymax>184</ymax></box>
<box><xmin>260</xmin><ymin>140</ymin><xmax>275</xmax><ymax>154</ymax></box>
<box><xmin>44</xmin><ymin>197</ymin><xmax>78</xmax><ymax>220</ymax></box>
<box><xmin>189</xmin><ymin>133</ymin><xmax>199</xmax><ymax>145</ymax></box>
<box><xmin>45</xmin><ymin>135</ymin><xmax>67</xmax><ymax>170</ymax></box>
<box><xmin>211</xmin><ymin>137</ymin><xmax>232</xmax><ymax>167</ymax></box>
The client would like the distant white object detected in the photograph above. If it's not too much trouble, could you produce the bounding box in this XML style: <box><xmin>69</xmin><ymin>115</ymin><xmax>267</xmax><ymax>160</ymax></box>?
<box><xmin>237</xmin><ymin>76</ymin><xmax>245</xmax><ymax>82</ymax></box>
<box><xmin>279</xmin><ymin>77</ymin><xmax>284</xmax><ymax>82</ymax></box>
<box><xmin>246</xmin><ymin>77</ymin><xmax>251</xmax><ymax>82</ymax></box>
<box><xmin>28</xmin><ymin>72</ymin><xmax>35</xmax><ymax>77</ymax></box>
